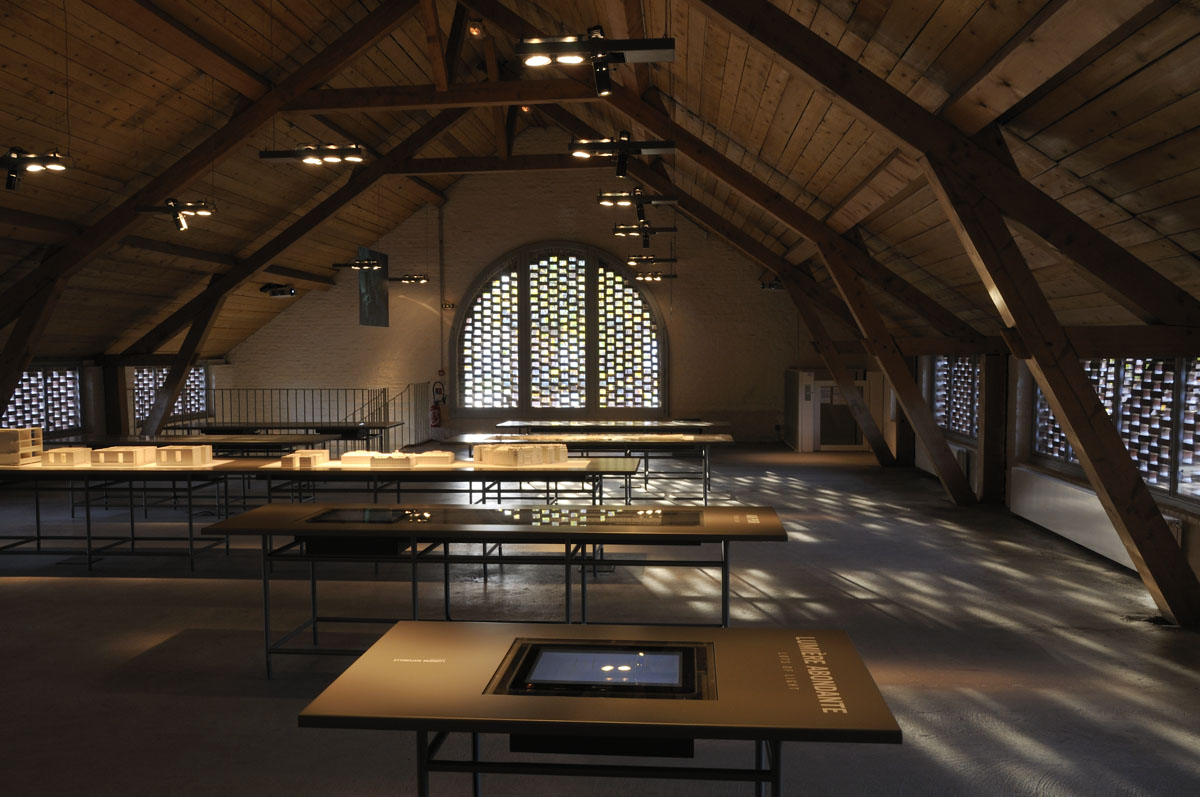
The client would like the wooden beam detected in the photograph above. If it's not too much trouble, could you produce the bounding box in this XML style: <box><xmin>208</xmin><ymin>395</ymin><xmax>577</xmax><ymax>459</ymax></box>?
<box><xmin>941</xmin><ymin>0</ymin><xmax>1160</xmax><ymax>134</ymax></box>
<box><xmin>119</xmin><ymin>236</ymin><xmax>237</xmax><ymax>267</ymax></box>
<box><xmin>263</xmin><ymin>264</ymin><xmax>335</xmax><ymax>287</ymax></box>
<box><xmin>977</xmin><ymin>353</ymin><xmax>1008</xmax><ymax>503</ymax></box>
<box><xmin>139</xmin><ymin>294</ymin><xmax>224</xmax><ymax>436</ymax></box>
<box><xmin>102</xmin><ymin>0</ymin><xmax>270</xmax><ymax>98</ymax></box>
<box><xmin>286</xmin><ymin>79</ymin><xmax>599</xmax><ymax>112</ymax></box>
<box><xmin>534</xmin><ymin>103</ymin><xmax>860</xmax><ymax>333</ymax></box>
<box><xmin>605</xmin><ymin>87</ymin><xmax>983</xmax><ymax>342</ymax></box>
<box><xmin>0</xmin><ymin>207</ymin><xmax>78</xmax><ymax>236</ymax></box>
<box><xmin>483</xmin><ymin>36</ymin><xmax>508</xmax><ymax>158</ymax></box>
<box><xmin>818</xmin><ymin>242</ymin><xmax>974</xmax><ymax>505</ymax></box>
<box><xmin>605</xmin><ymin>0</ymin><xmax>656</xmax><ymax>100</ymax></box>
<box><xmin>0</xmin><ymin>279</ymin><xmax>67</xmax><ymax>415</ymax></box>
<box><xmin>696</xmin><ymin>0</ymin><xmax>1200</xmax><ymax>327</ymax></box>
<box><xmin>924</xmin><ymin>155</ymin><xmax>1200</xmax><ymax>626</ymax></box>
<box><xmin>419</xmin><ymin>0</ymin><xmax>450</xmax><ymax>91</ymax></box>
<box><xmin>444</xmin><ymin>4</ymin><xmax>469</xmax><ymax>84</ymax></box>
<box><xmin>0</xmin><ymin>0</ymin><xmax>421</xmax><ymax>333</ymax></box>
<box><xmin>123</xmin><ymin>109</ymin><xmax>468</xmax><ymax>356</ymax></box>
<box><xmin>782</xmin><ymin>277</ymin><xmax>897</xmax><ymax>467</ymax></box>
<box><xmin>385</xmin><ymin>154</ymin><xmax>604</xmax><ymax>175</ymax></box>
<box><xmin>405</xmin><ymin>176</ymin><xmax>449</xmax><ymax>206</ymax></box>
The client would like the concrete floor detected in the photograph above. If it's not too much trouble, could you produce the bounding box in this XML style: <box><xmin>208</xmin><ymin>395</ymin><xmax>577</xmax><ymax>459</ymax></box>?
<box><xmin>0</xmin><ymin>445</ymin><xmax>1197</xmax><ymax>796</ymax></box>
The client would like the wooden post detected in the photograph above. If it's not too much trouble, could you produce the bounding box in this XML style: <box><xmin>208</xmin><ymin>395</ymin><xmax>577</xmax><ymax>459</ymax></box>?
<box><xmin>977</xmin><ymin>353</ymin><xmax>1008</xmax><ymax>503</ymax></box>
<box><xmin>819</xmin><ymin>246</ymin><xmax>974</xmax><ymax>505</ymax></box>
<box><xmin>139</xmin><ymin>296</ymin><xmax>224</xmax><ymax>437</ymax></box>
<box><xmin>924</xmin><ymin>155</ymin><xmax>1200</xmax><ymax>626</ymax></box>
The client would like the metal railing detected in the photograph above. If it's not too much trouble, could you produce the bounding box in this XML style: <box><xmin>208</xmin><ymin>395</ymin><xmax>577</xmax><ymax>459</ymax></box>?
<box><xmin>128</xmin><ymin>384</ymin><xmax>431</xmax><ymax>454</ymax></box>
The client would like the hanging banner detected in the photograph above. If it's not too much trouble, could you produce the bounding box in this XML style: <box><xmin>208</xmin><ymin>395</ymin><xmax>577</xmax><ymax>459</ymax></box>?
<box><xmin>358</xmin><ymin>246</ymin><xmax>388</xmax><ymax>327</ymax></box>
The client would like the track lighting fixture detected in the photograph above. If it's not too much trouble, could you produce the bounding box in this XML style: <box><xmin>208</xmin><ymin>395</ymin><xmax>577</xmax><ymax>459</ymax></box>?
<box><xmin>613</xmin><ymin>222</ymin><xmax>677</xmax><ymax>248</ymax></box>
<box><xmin>516</xmin><ymin>25</ymin><xmax>674</xmax><ymax>68</ymax></box>
<box><xmin>259</xmin><ymin>144</ymin><xmax>366</xmax><ymax>165</ymax></box>
<box><xmin>634</xmin><ymin>271</ymin><xmax>676</xmax><ymax>282</ymax></box>
<box><xmin>391</xmin><ymin>274</ymin><xmax>429</xmax><ymax>284</ymax></box>
<box><xmin>597</xmin><ymin>186</ymin><xmax>677</xmax><ymax>207</ymax></box>
<box><xmin>5</xmin><ymin>147</ymin><xmax>67</xmax><ymax>190</ymax></box>
<box><xmin>625</xmin><ymin>255</ymin><xmax>677</xmax><ymax>267</ymax></box>
<box><xmin>331</xmin><ymin>259</ymin><xmax>383</xmax><ymax>271</ymax></box>
<box><xmin>139</xmin><ymin>198</ymin><xmax>216</xmax><ymax>232</ymax></box>
<box><xmin>570</xmin><ymin>131</ymin><xmax>673</xmax><ymax>178</ymax></box>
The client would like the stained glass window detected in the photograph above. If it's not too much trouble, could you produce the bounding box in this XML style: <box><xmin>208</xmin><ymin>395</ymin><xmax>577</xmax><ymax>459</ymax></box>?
<box><xmin>1</xmin><ymin>369</ymin><xmax>81</xmax><ymax>431</ymax></box>
<box><xmin>458</xmin><ymin>244</ymin><xmax>664</xmax><ymax>412</ymax></box>
<box><xmin>133</xmin><ymin>365</ymin><xmax>208</xmax><ymax>421</ymax></box>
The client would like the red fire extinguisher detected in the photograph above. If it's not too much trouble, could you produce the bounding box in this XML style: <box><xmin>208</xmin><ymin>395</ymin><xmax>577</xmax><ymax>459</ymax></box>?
<box><xmin>431</xmin><ymin>381</ymin><xmax>445</xmax><ymax>427</ymax></box>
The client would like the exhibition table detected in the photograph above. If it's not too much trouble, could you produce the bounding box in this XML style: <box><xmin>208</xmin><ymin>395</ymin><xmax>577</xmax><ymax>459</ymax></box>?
<box><xmin>495</xmin><ymin>419</ymin><xmax>730</xmax><ymax>434</ymax></box>
<box><xmin>203</xmin><ymin>503</ymin><xmax>786</xmax><ymax>676</ymax></box>
<box><xmin>452</xmin><ymin>433</ymin><xmax>734</xmax><ymax>504</ymax></box>
<box><xmin>173</xmin><ymin>421</ymin><xmax>404</xmax><ymax>440</ymax></box>
<box><xmin>51</xmin><ymin>433</ymin><xmax>341</xmax><ymax>456</ymax></box>
<box><xmin>299</xmin><ymin>621</ymin><xmax>901</xmax><ymax>796</ymax></box>
<box><xmin>0</xmin><ymin>457</ymin><xmax>640</xmax><ymax>568</ymax></box>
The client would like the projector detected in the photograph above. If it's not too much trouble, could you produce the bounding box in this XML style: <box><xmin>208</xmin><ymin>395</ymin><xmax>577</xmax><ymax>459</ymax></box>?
<box><xmin>260</xmin><ymin>283</ymin><xmax>296</xmax><ymax>298</ymax></box>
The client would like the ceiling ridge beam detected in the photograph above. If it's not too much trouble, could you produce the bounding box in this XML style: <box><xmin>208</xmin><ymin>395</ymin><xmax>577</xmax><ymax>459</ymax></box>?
<box><xmin>286</xmin><ymin>79</ymin><xmax>600</xmax><ymax>112</ymax></box>
<box><xmin>695</xmin><ymin>0</ymin><xmax>1200</xmax><ymax>326</ymax></box>
<box><xmin>122</xmin><ymin>108</ymin><xmax>468</xmax><ymax>356</ymax></box>
<box><xmin>0</xmin><ymin>0</ymin><xmax>421</xmax><ymax>340</ymax></box>
<box><xmin>384</xmin><ymin>154</ymin><xmax>605</xmax><ymax>174</ymax></box>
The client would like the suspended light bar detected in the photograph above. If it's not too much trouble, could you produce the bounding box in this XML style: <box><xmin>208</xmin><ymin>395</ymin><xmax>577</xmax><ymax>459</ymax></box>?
<box><xmin>139</xmin><ymin>198</ymin><xmax>217</xmax><ymax>232</ymax></box>
<box><xmin>5</xmin><ymin>147</ymin><xmax>67</xmax><ymax>190</ymax></box>
<box><xmin>613</xmin><ymin>222</ymin><xmax>677</xmax><ymax>248</ymax></box>
<box><xmin>570</xmin><ymin>131</ymin><xmax>674</xmax><ymax>159</ymax></box>
<box><xmin>634</xmin><ymin>271</ymin><xmax>676</xmax><ymax>282</ymax></box>
<box><xmin>597</xmin><ymin>186</ymin><xmax>677</xmax><ymax>207</ymax></box>
<box><xmin>516</xmin><ymin>26</ymin><xmax>674</xmax><ymax>66</ymax></box>
<box><xmin>391</xmin><ymin>274</ymin><xmax>429</xmax><ymax>284</ymax></box>
<box><xmin>258</xmin><ymin>144</ymin><xmax>366</xmax><ymax>165</ymax></box>
<box><xmin>625</xmin><ymin>255</ymin><xmax>677</xmax><ymax>267</ymax></box>
<box><xmin>331</xmin><ymin>259</ymin><xmax>382</xmax><ymax>271</ymax></box>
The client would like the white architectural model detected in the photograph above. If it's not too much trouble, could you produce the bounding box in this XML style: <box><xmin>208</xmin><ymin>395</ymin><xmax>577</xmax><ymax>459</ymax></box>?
<box><xmin>156</xmin><ymin>445</ymin><xmax>214</xmax><ymax>466</ymax></box>
<box><xmin>339</xmin><ymin>450</ymin><xmax>383</xmax><ymax>466</ymax></box>
<box><xmin>369</xmin><ymin>450</ymin><xmax>457</xmax><ymax>468</ymax></box>
<box><xmin>0</xmin><ymin>427</ymin><xmax>43</xmax><ymax>466</ymax></box>
<box><xmin>92</xmin><ymin>446</ymin><xmax>156</xmax><ymax>467</ymax></box>
<box><xmin>472</xmin><ymin>443</ymin><xmax>569</xmax><ymax>466</ymax></box>
<box><xmin>280</xmin><ymin>449</ymin><xmax>330</xmax><ymax>469</ymax></box>
<box><xmin>43</xmin><ymin>447</ymin><xmax>92</xmax><ymax>466</ymax></box>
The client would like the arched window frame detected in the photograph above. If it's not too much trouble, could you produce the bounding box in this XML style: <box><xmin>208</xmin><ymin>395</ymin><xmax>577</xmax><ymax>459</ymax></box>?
<box><xmin>450</xmin><ymin>241</ymin><xmax>670</xmax><ymax>418</ymax></box>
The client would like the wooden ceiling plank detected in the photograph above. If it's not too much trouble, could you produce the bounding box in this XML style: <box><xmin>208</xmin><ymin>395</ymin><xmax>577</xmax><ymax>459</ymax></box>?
<box><xmin>101</xmin><ymin>0</ymin><xmax>270</xmax><ymax>99</ymax></box>
<box><xmin>286</xmin><ymin>78</ymin><xmax>601</xmax><ymax>112</ymax></box>
<box><xmin>924</xmin><ymin>153</ymin><xmax>1200</xmax><ymax>627</ymax></box>
<box><xmin>695</xmin><ymin>0</ymin><xmax>1200</xmax><ymax>327</ymax></box>
<box><xmin>121</xmin><ymin>107</ymin><xmax>468</xmax><ymax>356</ymax></box>
<box><xmin>418</xmin><ymin>0</ymin><xmax>450</xmax><ymax>91</ymax></box>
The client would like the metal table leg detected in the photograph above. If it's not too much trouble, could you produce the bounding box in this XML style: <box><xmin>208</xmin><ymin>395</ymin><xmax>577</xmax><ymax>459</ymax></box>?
<box><xmin>262</xmin><ymin>534</ymin><xmax>273</xmax><ymax>679</ymax></box>
<box><xmin>722</xmin><ymin>541</ymin><xmax>731</xmax><ymax>627</ymax></box>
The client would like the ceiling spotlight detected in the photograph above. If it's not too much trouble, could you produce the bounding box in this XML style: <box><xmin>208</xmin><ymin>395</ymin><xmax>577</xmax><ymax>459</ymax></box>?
<box><xmin>259</xmin><ymin>144</ymin><xmax>365</xmax><ymax>165</ymax></box>
<box><xmin>626</xmin><ymin>255</ymin><xmax>677</xmax><ymax>267</ymax></box>
<box><xmin>570</xmin><ymin>131</ymin><xmax>673</xmax><ymax>177</ymax></box>
<box><xmin>332</xmin><ymin>259</ymin><xmax>382</xmax><ymax>271</ymax></box>
<box><xmin>613</xmin><ymin>222</ymin><xmax>676</xmax><ymax>248</ymax></box>
<box><xmin>597</xmin><ymin>186</ymin><xmax>677</xmax><ymax>207</ymax></box>
<box><xmin>467</xmin><ymin>18</ymin><xmax>484</xmax><ymax>38</ymax></box>
<box><xmin>391</xmin><ymin>274</ymin><xmax>429</xmax><ymax>284</ymax></box>
<box><xmin>139</xmin><ymin>198</ymin><xmax>217</xmax><ymax>232</ymax></box>
<box><xmin>5</xmin><ymin>147</ymin><xmax>67</xmax><ymax>190</ymax></box>
<box><xmin>260</xmin><ymin>283</ymin><xmax>296</xmax><ymax>297</ymax></box>
<box><xmin>517</xmin><ymin>25</ymin><xmax>674</xmax><ymax>68</ymax></box>
<box><xmin>634</xmin><ymin>271</ymin><xmax>676</xmax><ymax>282</ymax></box>
<box><xmin>519</xmin><ymin>105</ymin><xmax>532</xmax><ymax>113</ymax></box>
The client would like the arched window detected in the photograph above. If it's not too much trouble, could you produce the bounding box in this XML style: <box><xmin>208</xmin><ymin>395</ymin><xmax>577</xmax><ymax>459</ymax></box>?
<box><xmin>454</xmin><ymin>242</ymin><xmax>667</xmax><ymax>415</ymax></box>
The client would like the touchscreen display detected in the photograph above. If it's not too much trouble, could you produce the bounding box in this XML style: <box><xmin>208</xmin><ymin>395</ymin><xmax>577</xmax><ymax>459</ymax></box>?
<box><xmin>527</xmin><ymin>648</ymin><xmax>683</xmax><ymax>687</ymax></box>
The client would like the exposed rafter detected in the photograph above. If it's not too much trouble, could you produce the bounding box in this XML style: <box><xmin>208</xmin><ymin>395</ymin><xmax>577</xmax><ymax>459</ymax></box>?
<box><xmin>123</xmin><ymin>109</ymin><xmax>469</xmax><ymax>356</ymax></box>
<box><xmin>285</xmin><ymin>79</ymin><xmax>600</xmax><ymax>113</ymax></box>
<box><xmin>695</xmin><ymin>0</ymin><xmax>1200</xmax><ymax>327</ymax></box>
<box><xmin>418</xmin><ymin>0</ymin><xmax>451</xmax><ymax>91</ymax></box>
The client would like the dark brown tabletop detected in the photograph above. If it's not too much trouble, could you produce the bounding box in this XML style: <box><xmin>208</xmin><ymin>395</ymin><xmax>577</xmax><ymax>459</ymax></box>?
<box><xmin>452</xmin><ymin>433</ymin><xmax>734</xmax><ymax>448</ymax></box>
<box><xmin>496</xmin><ymin>420</ymin><xmax>730</xmax><ymax>433</ymax></box>
<box><xmin>299</xmin><ymin>621</ymin><xmax>901</xmax><ymax>744</ymax></box>
<box><xmin>204</xmin><ymin>502</ymin><xmax>786</xmax><ymax>543</ymax></box>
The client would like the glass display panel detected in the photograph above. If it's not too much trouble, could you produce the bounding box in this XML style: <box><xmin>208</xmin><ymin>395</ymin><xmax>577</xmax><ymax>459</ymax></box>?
<box><xmin>528</xmin><ymin>648</ymin><xmax>682</xmax><ymax>687</ymax></box>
